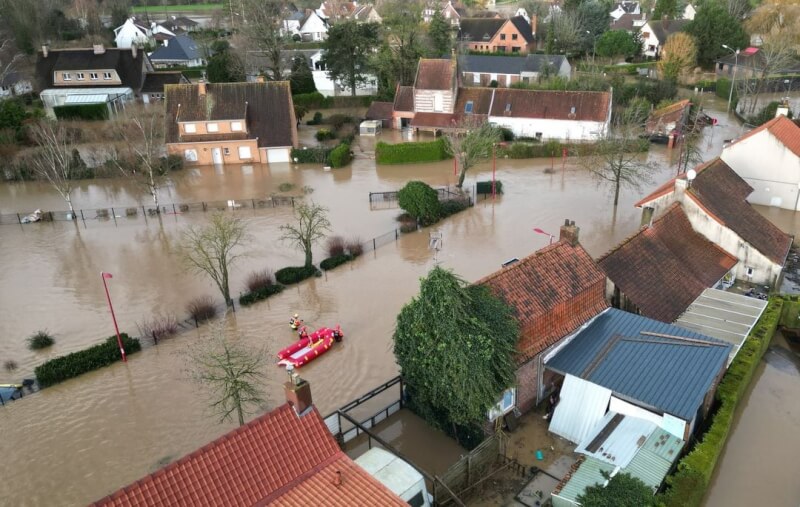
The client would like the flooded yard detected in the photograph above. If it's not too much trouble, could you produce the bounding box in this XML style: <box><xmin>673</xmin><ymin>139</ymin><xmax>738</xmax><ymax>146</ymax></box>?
<box><xmin>0</xmin><ymin>95</ymin><xmax>796</xmax><ymax>505</ymax></box>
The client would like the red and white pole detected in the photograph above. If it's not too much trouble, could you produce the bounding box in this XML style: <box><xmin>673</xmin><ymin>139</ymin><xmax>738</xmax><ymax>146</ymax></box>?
<box><xmin>101</xmin><ymin>272</ymin><xmax>127</xmax><ymax>362</ymax></box>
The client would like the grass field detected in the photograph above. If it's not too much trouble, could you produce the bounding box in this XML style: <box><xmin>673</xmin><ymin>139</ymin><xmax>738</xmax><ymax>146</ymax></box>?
<box><xmin>130</xmin><ymin>3</ymin><xmax>223</xmax><ymax>13</ymax></box>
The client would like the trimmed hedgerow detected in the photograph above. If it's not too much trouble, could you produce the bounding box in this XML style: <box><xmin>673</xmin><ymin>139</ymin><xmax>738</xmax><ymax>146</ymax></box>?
<box><xmin>276</xmin><ymin>266</ymin><xmax>320</xmax><ymax>285</ymax></box>
<box><xmin>499</xmin><ymin>139</ymin><xmax>648</xmax><ymax>159</ymax></box>
<box><xmin>440</xmin><ymin>199</ymin><xmax>469</xmax><ymax>218</ymax></box>
<box><xmin>329</xmin><ymin>141</ymin><xmax>352</xmax><ymax>168</ymax></box>
<box><xmin>658</xmin><ymin>297</ymin><xmax>784</xmax><ymax>507</ymax></box>
<box><xmin>35</xmin><ymin>334</ymin><xmax>141</xmax><ymax>388</ymax></box>
<box><xmin>292</xmin><ymin>146</ymin><xmax>332</xmax><ymax>163</ymax></box>
<box><xmin>320</xmin><ymin>253</ymin><xmax>353</xmax><ymax>271</ymax></box>
<box><xmin>239</xmin><ymin>284</ymin><xmax>285</xmax><ymax>306</ymax></box>
<box><xmin>376</xmin><ymin>139</ymin><xmax>451</xmax><ymax>165</ymax></box>
<box><xmin>476</xmin><ymin>181</ymin><xmax>504</xmax><ymax>195</ymax></box>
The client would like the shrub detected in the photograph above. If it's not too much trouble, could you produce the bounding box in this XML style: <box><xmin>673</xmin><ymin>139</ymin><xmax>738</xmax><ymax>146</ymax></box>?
<box><xmin>53</xmin><ymin>103</ymin><xmax>109</xmax><ymax>121</ymax></box>
<box><xmin>746</xmin><ymin>101</ymin><xmax>788</xmax><ymax>127</ymax></box>
<box><xmin>440</xmin><ymin>199</ymin><xmax>469</xmax><ymax>218</ymax></box>
<box><xmin>400</xmin><ymin>222</ymin><xmax>418</xmax><ymax>233</ymax></box>
<box><xmin>137</xmin><ymin>315</ymin><xmax>179</xmax><ymax>343</ymax></box>
<box><xmin>320</xmin><ymin>253</ymin><xmax>353</xmax><ymax>271</ymax></box>
<box><xmin>291</xmin><ymin>146</ymin><xmax>332</xmax><ymax>163</ymax></box>
<box><xmin>293</xmin><ymin>92</ymin><xmax>328</xmax><ymax>109</ymax></box>
<box><xmin>499</xmin><ymin>127</ymin><xmax>514</xmax><ymax>142</ymax></box>
<box><xmin>186</xmin><ymin>296</ymin><xmax>218</xmax><ymax>323</ymax></box>
<box><xmin>398</xmin><ymin>181</ymin><xmax>441</xmax><ymax>223</ymax></box>
<box><xmin>4</xmin><ymin>359</ymin><xmax>18</xmax><ymax>372</ymax></box>
<box><xmin>275</xmin><ymin>266</ymin><xmax>320</xmax><ymax>285</ymax></box>
<box><xmin>327</xmin><ymin>113</ymin><xmax>352</xmax><ymax>130</ymax></box>
<box><xmin>306</xmin><ymin>111</ymin><xmax>324</xmax><ymax>125</ymax></box>
<box><xmin>278</xmin><ymin>182</ymin><xmax>295</xmax><ymax>192</ymax></box>
<box><xmin>375</xmin><ymin>138</ymin><xmax>451</xmax><ymax>164</ymax></box>
<box><xmin>476</xmin><ymin>181</ymin><xmax>503</xmax><ymax>195</ymax></box>
<box><xmin>346</xmin><ymin>237</ymin><xmax>364</xmax><ymax>257</ymax></box>
<box><xmin>34</xmin><ymin>334</ymin><xmax>142</xmax><ymax>388</ymax></box>
<box><xmin>315</xmin><ymin>128</ymin><xmax>335</xmax><ymax>141</ymax></box>
<box><xmin>245</xmin><ymin>269</ymin><xmax>274</xmax><ymax>292</ymax></box>
<box><xmin>329</xmin><ymin>141</ymin><xmax>352</xmax><ymax>168</ymax></box>
<box><xmin>28</xmin><ymin>330</ymin><xmax>55</xmax><ymax>350</ymax></box>
<box><xmin>239</xmin><ymin>284</ymin><xmax>284</xmax><ymax>306</ymax></box>
<box><xmin>327</xmin><ymin>236</ymin><xmax>346</xmax><ymax>257</ymax></box>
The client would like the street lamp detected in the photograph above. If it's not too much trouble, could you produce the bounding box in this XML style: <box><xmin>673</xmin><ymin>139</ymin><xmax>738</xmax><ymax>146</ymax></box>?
<box><xmin>722</xmin><ymin>44</ymin><xmax>740</xmax><ymax>113</ymax></box>
<box><xmin>533</xmin><ymin>228</ymin><xmax>556</xmax><ymax>244</ymax></box>
<box><xmin>101</xmin><ymin>272</ymin><xmax>127</xmax><ymax>362</ymax></box>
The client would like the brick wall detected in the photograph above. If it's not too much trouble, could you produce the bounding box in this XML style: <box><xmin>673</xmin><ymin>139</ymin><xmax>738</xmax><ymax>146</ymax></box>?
<box><xmin>489</xmin><ymin>21</ymin><xmax>533</xmax><ymax>54</ymax></box>
<box><xmin>515</xmin><ymin>356</ymin><xmax>539</xmax><ymax>414</ymax></box>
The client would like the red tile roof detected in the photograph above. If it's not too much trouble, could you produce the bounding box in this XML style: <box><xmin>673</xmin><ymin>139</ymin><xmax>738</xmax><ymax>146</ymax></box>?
<box><xmin>477</xmin><ymin>241</ymin><xmax>609</xmax><ymax>363</ymax></box>
<box><xmin>598</xmin><ymin>203</ymin><xmax>738</xmax><ymax>322</ymax></box>
<box><xmin>365</xmin><ymin>101</ymin><xmax>394</xmax><ymax>121</ymax></box>
<box><xmin>91</xmin><ymin>404</ymin><xmax>405</xmax><ymax>507</ymax></box>
<box><xmin>415</xmin><ymin>58</ymin><xmax>456</xmax><ymax>91</ymax></box>
<box><xmin>724</xmin><ymin>115</ymin><xmax>800</xmax><ymax>158</ymax></box>
<box><xmin>645</xmin><ymin>99</ymin><xmax>691</xmax><ymax>134</ymax></box>
<box><xmin>393</xmin><ymin>85</ymin><xmax>414</xmax><ymax>112</ymax></box>
<box><xmin>490</xmin><ymin>89</ymin><xmax>611</xmax><ymax>122</ymax></box>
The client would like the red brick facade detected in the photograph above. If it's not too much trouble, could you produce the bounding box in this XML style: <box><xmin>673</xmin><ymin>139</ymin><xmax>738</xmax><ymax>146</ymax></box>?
<box><xmin>467</xmin><ymin>20</ymin><xmax>533</xmax><ymax>54</ymax></box>
<box><xmin>515</xmin><ymin>355</ymin><xmax>539</xmax><ymax>413</ymax></box>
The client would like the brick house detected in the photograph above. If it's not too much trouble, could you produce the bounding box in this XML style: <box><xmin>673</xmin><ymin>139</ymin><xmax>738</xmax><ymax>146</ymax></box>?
<box><xmin>476</xmin><ymin>221</ymin><xmax>609</xmax><ymax>413</ymax></box>
<box><xmin>164</xmin><ymin>80</ymin><xmax>297</xmax><ymax>166</ymax></box>
<box><xmin>459</xmin><ymin>16</ymin><xmax>535</xmax><ymax>54</ymax></box>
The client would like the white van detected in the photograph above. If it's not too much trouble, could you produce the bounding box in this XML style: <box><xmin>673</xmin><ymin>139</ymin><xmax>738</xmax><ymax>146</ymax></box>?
<box><xmin>354</xmin><ymin>447</ymin><xmax>433</xmax><ymax>507</ymax></box>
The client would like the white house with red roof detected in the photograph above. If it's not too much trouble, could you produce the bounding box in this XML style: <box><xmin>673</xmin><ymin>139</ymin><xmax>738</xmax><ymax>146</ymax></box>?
<box><xmin>721</xmin><ymin>115</ymin><xmax>800</xmax><ymax>210</ymax></box>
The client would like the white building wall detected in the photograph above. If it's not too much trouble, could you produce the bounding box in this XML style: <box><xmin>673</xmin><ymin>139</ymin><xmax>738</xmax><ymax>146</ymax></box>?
<box><xmin>300</xmin><ymin>14</ymin><xmax>328</xmax><ymax>41</ymax></box>
<box><xmin>114</xmin><ymin>19</ymin><xmax>151</xmax><ymax>49</ymax></box>
<box><xmin>489</xmin><ymin>117</ymin><xmax>606</xmax><ymax>141</ymax></box>
<box><xmin>640</xmin><ymin>22</ymin><xmax>661</xmax><ymax>58</ymax></box>
<box><xmin>721</xmin><ymin>129</ymin><xmax>800</xmax><ymax>210</ymax></box>
<box><xmin>312</xmin><ymin>71</ymin><xmax>376</xmax><ymax>96</ymax></box>
<box><xmin>414</xmin><ymin>89</ymin><xmax>455</xmax><ymax>113</ymax></box>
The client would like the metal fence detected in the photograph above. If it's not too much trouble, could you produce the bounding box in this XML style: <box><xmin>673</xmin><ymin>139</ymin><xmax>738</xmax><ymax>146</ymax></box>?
<box><xmin>323</xmin><ymin>376</ymin><xmax>404</xmax><ymax>445</ymax></box>
<box><xmin>0</xmin><ymin>195</ymin><xmax>300</xmax><ymax>226</ymax></box>
<box><xmin>368</xmin><ymin>186</ymin><xmax>474</xmax><ymax>210</ymax></box>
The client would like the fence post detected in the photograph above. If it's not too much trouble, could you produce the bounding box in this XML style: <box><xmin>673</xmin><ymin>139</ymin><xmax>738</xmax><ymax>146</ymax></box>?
<box><xmin>173</xmin><ymin>203</ymin><xmax>177</xmax><ymax>214</ymax></box>
<box><xmin>467</xmin><ymin>455</ymin><xmax>471</xmax><ymax>488</ymax></box>
<box><xmin>292</xmin><ymin>197</ymin><xmax>295</xmax><ymax>208</ymax></box>
<box><xmin>395</xmin><ymin>228</ymin><xmax>398</xmax><ymax>241</ymax></box>
<box><xmin>202</xmin><ymin>202</ymin><xmax>207</xmax><ymax>212</ymax></box>
<box><xmin>49</xmin><ymin>212</ymin><xmax>54</xmax><ymax>222</ymax></box>
<box><xmin>16</xmin><ymin>213</ymin><xmax>21</xmax><ymax>224</ymax></box>
<box><xmin>152</xmin><ymin>330</ymin><xmax>158</xmax><ymax>346</ymax></box>
<box><xmin>373</xmin><ymin>238</ymin><xmax>377</xmax><ymax>251</ymax></box>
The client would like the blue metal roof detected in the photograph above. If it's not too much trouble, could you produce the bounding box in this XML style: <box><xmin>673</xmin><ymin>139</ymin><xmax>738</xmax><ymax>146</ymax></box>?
<box><xmin>149</xmin><ymin>34</ymin><xmax>202</xmax><ymax>62</ymax></box>
<box><xmin>546</xmin><ymin>308</ymin><xmax>731</xmax><ymax>420</ymax></box>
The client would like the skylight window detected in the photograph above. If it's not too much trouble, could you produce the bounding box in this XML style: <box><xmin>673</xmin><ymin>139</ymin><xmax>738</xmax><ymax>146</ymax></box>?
<box><xmin>465</xmin><ymin>101</ymin><xmax>474</xmax><ymax>114</ymax></box>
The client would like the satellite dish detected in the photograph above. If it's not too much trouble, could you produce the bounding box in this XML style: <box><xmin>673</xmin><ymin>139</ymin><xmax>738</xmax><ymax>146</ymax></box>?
<box><xmin>687</xmin><ymin>169</ymin><xmax>697</xmax><ymax>181</ymax></box>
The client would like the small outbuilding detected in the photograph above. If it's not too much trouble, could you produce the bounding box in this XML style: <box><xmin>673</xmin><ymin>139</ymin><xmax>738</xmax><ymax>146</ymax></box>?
<box><xmin>359</xmin><ymin>119</ymin><xmax>382</xmax><ymax>136</ymax></box>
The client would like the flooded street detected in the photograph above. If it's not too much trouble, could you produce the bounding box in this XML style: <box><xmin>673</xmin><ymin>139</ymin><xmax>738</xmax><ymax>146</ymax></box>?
<box><xmin>0</xmin><ymin>95</ymin><xmax>791</xmax><ymax>505</ymax></box>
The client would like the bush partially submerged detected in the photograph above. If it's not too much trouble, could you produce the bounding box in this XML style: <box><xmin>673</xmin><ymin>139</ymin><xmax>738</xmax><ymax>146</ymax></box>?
<box><xmin>346</xmin><ymin>238</ymin><xmax>363</xmax><ymax>257</ymax></box>
<box><xmin>137</xmin><ymin>315</ymin><xmax>179</xmax><ymax>343</ymax></box>
<box><xmin>4</xmin><ymin>359</ymin><xmax>18</xmax><ymax>372</ymax></box>
<box><xmin>440</xmin><ymin>199</ymin><xmax>469</xmax><ymax>218</ymax></box>
<box><xmin>320</xmin><ymin>254</ymin><xmax>353</xmax><ymax>271</ymax></box>
<box><xmin>245</xmin><ymin>270</ymin><xmax>274</xmax><ymax>293</ymax></box>
<box><xmin>35</xmin><ymin>334</ymin><xmax>141</xmax><ymax>388</ymax></box>
<box><xmin>187</xmin><ymin>296</ymin><xmax>218</xmax><ymax>323</ymax></box>
<box><xmin>327</xmin><ymin>236</ymin><xmax>345</xmax><ymax>257</ymax></box>
<box><xmin>239</xmin><ymin>284</ymin><xmax>284</xmax><ymax>306</ymax></box>
<box><xmin>276</xmin><ymin>266</ymin><xmax>320</xmax><ymax>285</ymax></box>
<box><xmin>28</xmin><ymin>330</ymin><xmax>56</xmax><ymax>350</ymax></box>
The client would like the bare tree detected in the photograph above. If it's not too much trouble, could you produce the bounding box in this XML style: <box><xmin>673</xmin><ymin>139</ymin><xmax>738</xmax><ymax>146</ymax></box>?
<box><xmin>112</xmin><ymin>105</ymin><xmax>169</xmax><ymax>209</ymax></box>
<box><xmin>28</xmin><ymin>121</ymin><xmax>80</xmax><ymax>214</ymax></box>
<box><xmin>280</xmin><ymin>202</ymin><xmax>331</xmax><ymax>268</ymax></box>
<box><xmin>744</xmin><ymin>35</ymin><xmax>797</xmax><ymax>115</ymax></box>
<box><xmin>0</xmin><ymin>36</ymin><xmax>23</xmax><ymax>87</ymax></box>
<box><xmin>240</xmin><ymin>0</ymin><xmax>289</xmax><ymax>81</ymax></box>
<box><xmin>576</xmin><ymin>118</ymin><xmax>657</xmax><ymax>207</ymax></box>
<box><xmin>658</xmin><ymin>33</ymin><xmax>697</xmax><ymax>81</ymax></box>
<box><xmin>444</xmin><ymin>118</ymin><xmax>502</xmax><ymax>188</ymax></box>
<box><xmin>181</xmin><ymin>212</ymin><xmax>250</xmax><ymax>306</ymax></box>
<box><xmin>187</xmin><ymin>319</ymin><xmax>267</xmax><ymax>426</ymax></box>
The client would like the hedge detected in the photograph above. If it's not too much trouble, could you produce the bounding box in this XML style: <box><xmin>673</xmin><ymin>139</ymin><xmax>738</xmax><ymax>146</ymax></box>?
<box><xmin>440</xmin><ymin>199</ymin><xmax>469</xmax><ymax>218</ymax></box>
<box><xmin>292</xmin><ymin>92</ymin><xmax>375</xmax><ymax>109</ymax></box>
<box><xmin>35</xmin><ymin>334</ymin><xmax>141</xmax><ymax>388</ymax></box>
<box><xmin>376</xmin><ymin>138</ymin><xmax>452</xmax><ymax>164</ymax></box>
<box><xmin>320</xmin><ymin>253</ymin><xmax>354</xmax><ymax>271</ymax></box>
<box><xmin>658</xmin><ymin>296</ymin><xmax>784</xmax><ymax>506</ymax></box>
<box><xmin>239</xmin><ymin>284</ymin><xmax>285</xmax><ymax>306</ymax></box>
<box><xmin>716</xmin><ymin>78</ymin><xmax>739</xmax><ymax>110</ymax></box>
<box><xmin>476</xmin><ymin>180</ymin><xmax>503</xmax><ymax>195</ymax></box>
<box><xmin>499</xmin><ymin>139</ymin><xmax>648</xmax><ymax>159</ymax></box>
<box><xmin>329</xmin><ymin>142</ymin><xmax>352</xmax><ymax>168</ymax></box>
<box><xmin>275</xmin><ymin>266</ymin><xmax>320</xmax><ymax>285</ymax></box>
<box><xmin>53</xmin><ymin>103</ymin><xmax>108</xmax><ymax>121</ymax></box>
<box><xmin>292</xmin><ymin>146</ymin><xmax>332</xmax><ymax>163</ymax></box>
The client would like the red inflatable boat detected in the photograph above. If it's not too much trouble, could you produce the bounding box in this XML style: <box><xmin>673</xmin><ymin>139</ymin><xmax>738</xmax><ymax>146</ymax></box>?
<box><xmin>277</xmin><ymin>326</ymin><xmax>343</xmax><ymax>368</ymax></box>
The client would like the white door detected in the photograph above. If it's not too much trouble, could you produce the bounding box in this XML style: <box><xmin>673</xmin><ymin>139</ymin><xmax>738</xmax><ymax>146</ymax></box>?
<box><xmin>267</xmin><ymin>148</ymin><xmax>290</xmax><ymax>163</ymax></box>
<box><xmin>212</xmin><ymin>147</ymin><xmax>223</xmax><ymax>165</ymax></box>
<box><xmin>434</xmin><ymin>93</ymin><xmax>443</xmax><ymax>112</ymax></box>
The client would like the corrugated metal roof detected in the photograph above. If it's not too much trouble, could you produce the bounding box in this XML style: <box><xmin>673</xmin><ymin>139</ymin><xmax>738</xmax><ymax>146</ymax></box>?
<box><xmin>546</xmin><ymin>308</ymin><xmax>731</xmax><ymax>420</ymax></box>
<box><xmin>624</xmin><ymin>428</ymin><xmax>683</xmax><ymax>489</ymax></box>
<box><xmin>674</xmin><ymin>288</ymin><xmax>767</xmax><ymax>364</ymax></box>
<box><xmin>575</xmin><ymin>412</ymin><xmax>656</xmax><ymax>468</ymax></box>
<box><xmin>549</xmin><ymin>374</ymin><xmax>612</xmax><ymax>444</ymax></box>
<box><xmin>551</xmin><ymin>457</ymin><xmax>615</xmax><ymax>506</ymax></box>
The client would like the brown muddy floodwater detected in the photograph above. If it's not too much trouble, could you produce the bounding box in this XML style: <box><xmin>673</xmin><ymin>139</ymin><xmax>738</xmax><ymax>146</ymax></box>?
<box><xmin>0</xmin><ymin>95</ymin><xmax>787</xmax><ymax>505</ymax></box>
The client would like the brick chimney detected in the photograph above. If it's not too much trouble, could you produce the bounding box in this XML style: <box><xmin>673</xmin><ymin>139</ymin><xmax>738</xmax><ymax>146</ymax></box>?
<box><xmin>284</xmin><ymin>368</ymin><xmax>313</xmax><ymax>416</ymax></box>
<box><xmin>41</xmin><ymin>44</ymin><xmax>49</xmax><ymax>58</ymax></box>
<box><xmin>198</xmin><ymin>79</ymin><xmax>206</xmax><ymax>97</ymax></box>
<box><xmin>559</xmin><ymin>219</ymin><xmax>580</xmax><ymax>246</ymax></box>
<box><xmin>531</xmin><ymin>14</ymin><xmax>538</xmax><ymax>39</ymax></box>
<box><xmin>93</xmin><ymin>44</ymin><xmax>106</xmax><ymax>55</ymax></box>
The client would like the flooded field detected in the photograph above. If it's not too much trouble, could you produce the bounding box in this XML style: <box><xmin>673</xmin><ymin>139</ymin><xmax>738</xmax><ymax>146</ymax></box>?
<box><xmin>0</xmin><ymin>95</ymin><xmax>792</xmax><ymax>505</ymax></box>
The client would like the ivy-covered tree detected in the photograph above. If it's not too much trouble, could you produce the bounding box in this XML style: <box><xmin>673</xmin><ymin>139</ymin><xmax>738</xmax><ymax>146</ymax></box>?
<box><xmin>685</xmin><ymin>3</ymin><xmax>749</xmax><ymax>66</ymax></box>
<box><xmin>398</xmin><ymin>181</ymin><xmax>441</xmax><ymax>224</ymax></box>
<box><xmin>577</xmin><ymin>473</ymin><xmax>656</xmax><ymax>507</ymax></box>
<box><xmin>393</xmin><ymin>267</ymin><xmax>518</xmax><ymax>437</ymax></box>
<box><xmin>322</xmin><ymin>21</ymin><xmax>380</xmax><ymax>96</ymax></box>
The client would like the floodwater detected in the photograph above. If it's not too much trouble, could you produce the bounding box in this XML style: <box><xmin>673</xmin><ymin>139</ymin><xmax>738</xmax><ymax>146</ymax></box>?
<box><xmin>0</xmin><ymin>95</ymin><xmax>785</xmax><ymax>505</ymax></box>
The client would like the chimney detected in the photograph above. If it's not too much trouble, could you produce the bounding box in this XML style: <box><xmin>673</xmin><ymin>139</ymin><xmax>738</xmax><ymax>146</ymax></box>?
<box><xmin>41</xmin><ymin>44</ymin><xmax>49</xmax><ymax>58</ymax></box>
<box><xmin>256</xmin><ymin>74</ymin><xmax>266</xmax><ymax>84</ymax></box>
<box><xmin>776</xmin><ymin>99</ymin><xmax>790</xmax><ymax>118</ymax></box>
<box><xmin>559</xmin><ymin>219</ymin><xmax>580</xmax><ymax>246</ymax></box>
<box><xmin>284</xmin><ymin>367</ymin><xmax>313</xmax><ymax>416</ymax></box>
<box><xmin>93</xmin><ymin>44</ymin><xmax>105</xmax><ymax>55</ymax></box>
<box><xmin>198</xmin><ymin>79</ymin><xmax>206</xmax><ymax>97</ymax></box>
<box><xmin>131</xmin><ymin>44</ymin><xmax>137</xmax><ymax>59</ymax></box>
<box><xmin>531</xmin><ymin>13</ymin><xmax>538</xmax><ymax>39</ymax></box>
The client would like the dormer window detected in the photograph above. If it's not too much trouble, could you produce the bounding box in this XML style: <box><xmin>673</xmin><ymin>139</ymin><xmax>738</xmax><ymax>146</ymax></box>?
<box><xmin>90</xmin><ymin>72</ymin><xmax>98</xmax><ymax>80</ymax></box>
<box><xmin>76</xmin><ymin>72</ymin><xmax>85</xmax><ymax>80</ymax></box>
<box><xmin>231</xmin><ymin>121</ymin><xmax>243</xmax><ymax>132</ymax></box>
<box><xmin>103</xmin><ymin>72</ymin><xmax>112</xmax><ymax>80</ymax></box>
<box><xmin>465</xmin><ymin>101</ymin><xmax>474</xmax><ymax>114</ymax></box>
<box><xmin>184</xmin><ymin>123</ymin><xmax>197</xmax><ymax>134</ymax></box>
<box><xmin>505</xmin><ymin>103</ymin><xmax>512</xmax><ymax>113</ymax></box>
<box><xmin>207</xmin><ymin>122</ymin><xmax>219</xmax><ymax>133</ymax></box>
<box><xmin>63</xmin><ymin>72</ymin><xmax>71</xmax><ymax>81</ymax></box>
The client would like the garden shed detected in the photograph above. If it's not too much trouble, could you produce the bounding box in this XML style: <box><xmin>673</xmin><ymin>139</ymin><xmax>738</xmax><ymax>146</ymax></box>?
<box><xmin>360</xmin><ymin>120</ymin><xmax>382</xmax><ymax>136</ymax></box>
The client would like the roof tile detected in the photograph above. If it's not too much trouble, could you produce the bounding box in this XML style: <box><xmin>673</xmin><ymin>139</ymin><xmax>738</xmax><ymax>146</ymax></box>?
<box><xmin>414</xmin><ymin>58</ymin><xmax>456</xmax><ymax>90</ymax></box>
<box><xmin>724</xmin><ymin>115</ymin><xmax>800</xmax><ymax>158</ymax></box>
<box><xmin>490</xmin><ymin>88</ymin><xmax>610</xmax><ymax>122</ymax></box>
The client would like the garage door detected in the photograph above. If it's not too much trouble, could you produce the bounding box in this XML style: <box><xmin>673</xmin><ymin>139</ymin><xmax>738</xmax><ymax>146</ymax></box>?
<box><xmin>267</xmin><ymin>148</ymin><xmax>290</xmax><ymax>163</ymax></box>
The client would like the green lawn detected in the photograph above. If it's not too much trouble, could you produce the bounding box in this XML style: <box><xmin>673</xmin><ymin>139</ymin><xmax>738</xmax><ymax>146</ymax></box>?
<box><xmin>130</xmin><ymin>3</ymin><xmax>223</xmax><ymax>13</ymax></box>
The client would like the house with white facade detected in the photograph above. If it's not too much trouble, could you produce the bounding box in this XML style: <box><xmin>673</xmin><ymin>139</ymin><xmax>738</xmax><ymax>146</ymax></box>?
<box><xmin>284</xmin><ymin>9</ymin><xmax>329</xmax><ymax>41</ymax></box>
<box><xmin>639</xmin><ymin>19</ymin><xmax>688</xmax><ymax>58</ymax></box>
<box><xmin>459</xmin><ymin>54</ymin><xmax>570</xmax><ymax>87</ymax></box>
<box><xmin>721</xmin><ymin>115</ymin><xmax>800</xmax><ymax>210</ymax></box>
<box><xmin>682</xmin><ymin>4</ymin><xmax>696</xmax><ymax>20</ymax></box>
<box><xmin>423</xmin><ymin>1</ymin><xmax>466</xmax><ymax>26</ymax></box>
<box><xmin>0</xmin><ymin>72</ymin><xmax>33</xmax><ymax>99</ymax></box>
<box><xmin>114</xmin><ymin>17</ymin><xmax>174</xmax><ymax>49</ymax></box>
<box><xmin>635</xmin><ymin>157</ymin><xmax>793</xmax><ymax>285</ymax></box>
<box><xmin>610</xmin><ymin>1</ymin><xmax>640</xmax><ymax>21</ymax></box>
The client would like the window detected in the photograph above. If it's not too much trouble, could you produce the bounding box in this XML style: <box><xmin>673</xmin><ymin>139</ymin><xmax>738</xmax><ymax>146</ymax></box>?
<box><xmin>103</xmin><ymin>72</ymin><xmax>112</xmax><ymax>80</ymax></box>
<box><xmin>500</xmin><ymin>33</ymin><xmax>506</xmax><ymax>40</ymax></box>
<box><xmin>473</xmin><ymin>72</ymin><xmax>480</xmax><ymax>84</ymax></box>
<box><xmin>512</xmin><ymin>46</ymin><xmax>520</xmax><ymax>53</ymax></box>
<box><xmin>231</xmin><ymin>121</ymin><xmax>243</xmax><ymax>132</ymax></box>
<box><xmin>207</xmin><ymin>122</ymin><xmax>219</xmax><ymax>133</ymax></box>
<box><xmin>465</xmin><ymin>100</ymin><xmax>474</xmax><ymax>114</ymax></box>
<box><xmin>76</xmin><ymin>72</ymin><xmax>85</xmax><ymax>80</ymax></box>
<box><xmin>408</xmin><ymin>491</ymin><xmax>425</xmax><ymax>507</ymax></box>
<box><xmin>63</xmin><ymin>72</ymin><xmax>71</xmax><ymax>81</ymax></box>
<box><xmin>512</xmin><ymin>33</ymin><xmax>518</xmax><ymax>40</ymax></box>
<box><xmin>90</xmin><ymin>72</ymin><xmax>98</xmax><ymax>80</ymax></box>
<box><xmin>505</xmin><ymin>102</ymin><xmax>512</xmax><ymax>113</ymax></box>
<box><xmin>184</xmin><ymin>123</ymin><xmax>197</xmax><ymax>133</ymax></box>
<box><xmin>238</xmin><ymin>146</ymin><xmax>252</xmax><ymax>159</ymax></box>
<box><xmin>746</xmin><ymin>267</ymin><xmax>754</xmax><ymax>277</ymax></box>
<box><xmin>642</xmin><ymin>32</ymin><xmax>650</xmax><ymax>39</ymax></box>
<box><xmin>535</xmin><ymin>132</ymin><xmax>543</xmax><ymax>140</ymax></box>
<box><xmin>487</xmin><ymin>388</ymin><xmax>516</xmax><ymax>421</ymax></box>
<box><xmin>184</xmin><ymin>149</ymin><xmax>198</xmax><ymax>162</ymax></box>
<box><xmin>223</xmin><ymin>147</ymin><xmax>230</xmax><ymax>155</ymax></box>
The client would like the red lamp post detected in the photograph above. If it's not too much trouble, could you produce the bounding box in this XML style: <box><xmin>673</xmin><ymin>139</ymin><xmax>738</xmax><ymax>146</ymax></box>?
<box><xmin>533</xmin><ymin>227</ymin><xmax>555</xmax><ymax>245</ymax></box>
<box><xmin>101</xmin><ymin>272</ymin><xmax>127</xmax><ymax>362</ymax></box>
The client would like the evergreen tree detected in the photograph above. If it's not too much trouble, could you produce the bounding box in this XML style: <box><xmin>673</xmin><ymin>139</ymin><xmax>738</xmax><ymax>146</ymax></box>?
<box><xmin>685</xmin><ymin>3</ymin><xmax>749</xmax><ymax>66</ymax></box>
<box><xmin>653</xmin><ymin>0</ymin><xmax>678</xmax><ymax>19</ymax></box>
<box><xmin>321</xmin><ymin>21</ymin><xmax>380</xmax><ymax>96</ymax></box>
<box><xmin>289</xmin><ymin>56</ymin><xmax>316</xmax><ymax>94</ymax></box>
<box><xmin>428</xmin><ymin>10</ymin><xmax>452</xmax><ymax>57</ymax></box>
